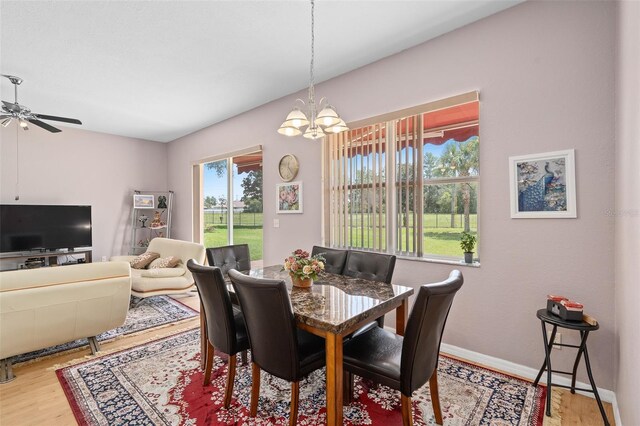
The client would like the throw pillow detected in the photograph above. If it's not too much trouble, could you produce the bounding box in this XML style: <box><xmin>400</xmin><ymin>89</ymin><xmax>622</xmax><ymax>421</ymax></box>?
<box><xmin>150</xmin><ymin>256</ymin><xmax>181</xmax><ymax>269</ymax></box>
<box><xmin>130</xmin><ymin>252</ymin><xmax>160</xmax><ymax>269</ymax></box>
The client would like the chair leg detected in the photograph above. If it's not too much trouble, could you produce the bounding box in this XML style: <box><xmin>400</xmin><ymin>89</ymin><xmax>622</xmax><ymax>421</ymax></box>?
<box><xmin>224</xmin><ymin>354</ymin><xmax>237</xmax><ymax>408</ymax></box>
<box><xmin>429</xmin><ymin>370</ymin><xmax>443</xmax><ymax>425</ymax></box>
<box><xmin>401</xmin><ymin>394</ymin><xmax>414</xmax><ymax>426</ymax></box>
<box><xmin>343</xmin><ymin>371</ymin><xmax>354</xmax><ymax>404</ymax></box>
<box><xmin>290</xmin><ymin>381</ymin><xmax>300</xmax><ymax>426</ymax></box>
<box><xmin>200</xmin><ymin>302</ymin><xmax>207</xmax><ymax>370</ymax></box>
<box><xmin>241</xmin><ymin>350</ymin><xmax>248</xmax><ymax>365</ymax></box>
<box><xmin>203</xmin><ymin>342</ymin><xmax>215</xmax><ymax>386</ymax></box>
<box><xmin>250</xmin><ymin>362</ymin><xmax>261</xmax><ymax>417</ymax></box>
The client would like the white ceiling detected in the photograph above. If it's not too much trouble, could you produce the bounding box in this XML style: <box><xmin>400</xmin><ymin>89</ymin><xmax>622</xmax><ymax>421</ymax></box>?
<box><xmin>1</xmin><ymin>0</ymin><xmax>520</xmax><ymax>142</ymax></box>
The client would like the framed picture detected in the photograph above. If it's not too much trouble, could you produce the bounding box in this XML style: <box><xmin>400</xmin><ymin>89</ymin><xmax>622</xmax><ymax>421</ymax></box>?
<box><xmin>133</xmin><ymin>194</ymin><xmax>155</xmax><ymax>209</ymax></box>
<box><xmin>509</xmin><ymin>149</ymin><xmax>576</xmax><ymax>218</ymax></box>
<box><xmin>276</xmin><ymin>181</ymin><xmax>303</xmax><ymax>214</ymax></box>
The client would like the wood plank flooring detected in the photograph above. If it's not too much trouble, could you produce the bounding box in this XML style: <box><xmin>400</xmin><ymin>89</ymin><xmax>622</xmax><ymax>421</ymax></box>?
<box><xmin>0</xmin><ymin>294</ymin><xmax>614</xmax><ymax>425</ymax></box>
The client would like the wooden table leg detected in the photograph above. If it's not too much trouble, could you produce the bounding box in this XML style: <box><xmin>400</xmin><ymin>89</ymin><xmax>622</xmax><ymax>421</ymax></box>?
<box><xmin>396</xmin><ymin>299</ymin><xmax>408</xmax><ymax>336</ymax></box>
<box><xmin>325</xmin><ymin>332</ymin><xmax>343</xmax><ymax>426</ymax></box>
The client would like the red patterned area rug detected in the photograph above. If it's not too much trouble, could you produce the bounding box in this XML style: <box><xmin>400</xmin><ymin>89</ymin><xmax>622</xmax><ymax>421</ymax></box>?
<box><xmin>57</xmin><ymin>328</ymin><xmax>546</xmax><ymax>425</ymax></box>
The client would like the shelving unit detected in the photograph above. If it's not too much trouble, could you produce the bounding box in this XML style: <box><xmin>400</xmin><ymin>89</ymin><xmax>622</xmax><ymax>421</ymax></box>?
<box><xmin>0</xmin><ymin>249</ymin><xmax>92</xmax><ymax>271</ymax></box>
<box><xmin>129</xmin><ymin>190</ymin><xmax>174</xmax><ymax>255</ymax></box>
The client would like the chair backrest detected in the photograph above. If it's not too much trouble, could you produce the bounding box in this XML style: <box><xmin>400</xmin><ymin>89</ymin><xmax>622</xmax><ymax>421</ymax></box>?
<box><xmin>343</xmin><ymin>250</ymin><xmax>396</xmax><ymax>284</ymax></box>
<box><xmin>311</xmin><ymin>246</ymin><xmax>347</xmax><ymax>275</ymax></box>
<box><xmin>206</xmin><ymin>244</ymin><xmax>251</xmax><ymax>276</ymax></box>
<box><xmin>187</xmin><ymin>259</ymin><xmax>239</xmax><ymax>355</ymax></box>
<box><xmin>400</xmin><ymin>270</ymin><xmax>463</xmax><ymax>395</ymax></box>
<box><xmin>147</xmin><ymin>238</ymin><xmax>206</xmax><ymax>284</ymax></box>
<box><xmin>228</xmin><ymin>269</ymin><xmax>301</xmax><ymax>381</ymax></box>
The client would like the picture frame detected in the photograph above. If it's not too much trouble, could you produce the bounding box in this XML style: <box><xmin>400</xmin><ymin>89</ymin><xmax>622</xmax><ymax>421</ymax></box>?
<box><xmin>133</xmin><ymin>194</ymin><xmax>155</xmax><ymax>209</ymax></box>
<box><xmin>509</xmin><ymin>149</ymin><xmax>576</xmax><ymax>218</ymax></box>
<box><xmin>276</xmin><ymin>181</ymin><xmax>303</xmax><ymax>214</ymax></box>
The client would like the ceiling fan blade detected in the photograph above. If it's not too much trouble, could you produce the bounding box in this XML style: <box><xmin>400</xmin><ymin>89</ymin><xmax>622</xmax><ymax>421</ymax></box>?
<box><xmin>33</xmin><ymin>113</ymin><xmax>82</xmax><ymax>125</ymax></box>
<box><xmin>28</xmin><ymin>118</ymin><xmax>62</xmax><ymax>133</ymax></box>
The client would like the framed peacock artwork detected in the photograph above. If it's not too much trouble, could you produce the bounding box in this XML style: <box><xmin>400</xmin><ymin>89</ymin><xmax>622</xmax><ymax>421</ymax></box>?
<box><xmin>508</xmin><ymin>149</ymin><xmax>577</xmax><ymax>219</ymax></box>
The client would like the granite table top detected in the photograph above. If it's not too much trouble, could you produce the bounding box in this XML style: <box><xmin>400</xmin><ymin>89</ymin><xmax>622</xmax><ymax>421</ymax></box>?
<box><xmin>230</xmin><ymin>265</ymin><xmax>414</xmax><ymax>335</ymax></box>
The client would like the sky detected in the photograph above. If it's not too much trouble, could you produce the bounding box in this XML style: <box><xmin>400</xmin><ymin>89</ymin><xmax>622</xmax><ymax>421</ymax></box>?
<box><xmin>203</xmin><ymin>163</ymin><xmax>247</xmax><ymax>201</ymax></box>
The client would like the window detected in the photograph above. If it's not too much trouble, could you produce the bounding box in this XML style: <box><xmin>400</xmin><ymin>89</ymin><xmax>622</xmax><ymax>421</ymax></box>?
<box><xmin>325</xmin><ymin>92</ymin><xmax>479</xmax><ymax>261</ymax></box>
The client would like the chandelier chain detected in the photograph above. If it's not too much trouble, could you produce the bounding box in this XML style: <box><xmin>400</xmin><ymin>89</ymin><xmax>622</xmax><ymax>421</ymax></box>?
<box><xmin>308</xmin><ymin>0</ymin><xmax>315</xmax><ymax>107</ymax></box>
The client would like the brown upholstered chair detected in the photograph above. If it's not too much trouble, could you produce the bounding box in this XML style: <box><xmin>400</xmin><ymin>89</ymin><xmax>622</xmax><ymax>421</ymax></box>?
<box><xmin>206</xmin><ymin>244</ymin><xmax>251</xmax><ymax>275</ymax></box>
<box><xmin>343</xmin><ymin>270</ymin><xmax>463</xmax><ymax>426</ymax></box>
<box><xmin>311</xmin><ymin>245</ymin><xmax>347</xmax><ymax>275</ymax></box>
<box><xmin>228</xmin><ymin>269</ymin><xmax>326</xmax><ymax>426</ymax></box>
<box><xmin>187</xmin><ymin>260</ymin><xmax>249</xmax><ymax>409</ymax></box>
<box><xmin>343</xmin><ymin>250</ymin><xmax>396</xmax><ymax>333</ymax></box>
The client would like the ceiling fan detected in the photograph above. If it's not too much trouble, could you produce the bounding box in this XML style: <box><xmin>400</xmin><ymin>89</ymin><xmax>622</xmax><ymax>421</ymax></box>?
<box><xmin>1</xmin><ymin>74</ymin><xmax>82</xmax><ymax>133</ymax></box>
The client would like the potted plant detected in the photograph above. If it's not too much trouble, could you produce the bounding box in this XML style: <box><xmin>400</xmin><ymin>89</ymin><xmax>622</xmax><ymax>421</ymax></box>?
<box><xmin>460</xmin><ymin>231</ymin><xmax>476</xmax><ymax>264</ymax></box>
<box><xmin>283</xmin><ymin>249</ymin><xmax>325</xmax><ymax>288</ymax></box>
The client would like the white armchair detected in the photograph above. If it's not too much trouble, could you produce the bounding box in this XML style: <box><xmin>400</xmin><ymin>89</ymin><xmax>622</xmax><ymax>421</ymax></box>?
<box><xmin>111</xmin><ymin>238</ymin><xmax>205</xmax><ymax>298</ymax></box>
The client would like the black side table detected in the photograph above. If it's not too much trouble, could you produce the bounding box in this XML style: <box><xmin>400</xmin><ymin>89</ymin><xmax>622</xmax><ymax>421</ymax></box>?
<box><xmin>532</xmin><ymin>309</ymin><xmax>609</xmax><ymax>425</ymax></box>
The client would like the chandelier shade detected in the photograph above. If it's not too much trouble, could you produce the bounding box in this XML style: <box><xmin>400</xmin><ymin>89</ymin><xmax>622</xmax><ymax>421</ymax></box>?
<box><xmin>277</xmin><ymin>0</ymin><xmax>348</xmax><ymax>140</ymax></box>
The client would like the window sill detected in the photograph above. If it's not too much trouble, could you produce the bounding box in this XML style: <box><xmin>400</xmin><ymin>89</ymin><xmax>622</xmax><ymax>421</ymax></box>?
<box><xmin>395</xmin><ymin>255</ymin><xmax>481</xmax><ymax>268</ymax></box>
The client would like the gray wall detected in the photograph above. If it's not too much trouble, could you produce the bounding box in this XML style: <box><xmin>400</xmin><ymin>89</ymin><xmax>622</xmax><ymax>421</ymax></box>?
<box><xmin>169</xmin><ymin>1</ymin><xmax>617</xmax><ymax>388</ymax></box>
<box><xmin>0</xmin><ymin>126</ymin><xmax>167</xmax><ymax>261</ymax></box>
<box><xmin>615</xmin><ymin>0</ymin><xmax>640</xmax><ymax>424</ymax></box>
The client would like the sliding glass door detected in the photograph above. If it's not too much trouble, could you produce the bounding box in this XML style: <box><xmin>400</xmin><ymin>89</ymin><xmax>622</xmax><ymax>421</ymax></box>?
<box><xmin>201</xmin><ymin>150</ymin><xmax>263</xmax><ymax>263</ymax></box>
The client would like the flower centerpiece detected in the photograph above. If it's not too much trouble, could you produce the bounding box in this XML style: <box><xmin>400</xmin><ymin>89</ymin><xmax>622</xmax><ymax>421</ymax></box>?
<box><xmin>283</xmin><ymin>249</ymin><xmax>325</xmax><ymax>288</ymax></box>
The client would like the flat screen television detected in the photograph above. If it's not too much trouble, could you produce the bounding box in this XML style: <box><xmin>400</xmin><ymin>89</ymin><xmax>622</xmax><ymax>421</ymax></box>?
<box><xmin>0</xmin><ymin>205</ymin><xmax>92</xmax><ymax>253</ymax></box>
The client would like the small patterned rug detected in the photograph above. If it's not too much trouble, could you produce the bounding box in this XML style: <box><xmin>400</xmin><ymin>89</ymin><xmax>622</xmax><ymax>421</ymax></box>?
<box><xmin>57</xmin><ymin>328</ymin><xmax>546</xmax><ymax>425</ymax></box>
<box><xmin>14</xmin><ymin>296</ymin><xmax>198</xmax><ymax>364</ymax></box>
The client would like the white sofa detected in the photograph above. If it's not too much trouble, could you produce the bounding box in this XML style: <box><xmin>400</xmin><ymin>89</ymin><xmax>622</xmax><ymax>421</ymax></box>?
<box><xmin>0</xmin><ymin>261</ymin><xmax>131</xmax><ymax>382</ymax></box>
<box><xmin>111</xmin><ymin>238</ymin><xmax>206</xmax><ymax>299</ymax></box>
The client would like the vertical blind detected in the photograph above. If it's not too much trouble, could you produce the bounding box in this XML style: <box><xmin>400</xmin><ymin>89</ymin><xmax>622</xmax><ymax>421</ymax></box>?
<box><xmin>325</xmin><ymin>91</ymin><xmax>479</xmax><ymax>259</ymax></box>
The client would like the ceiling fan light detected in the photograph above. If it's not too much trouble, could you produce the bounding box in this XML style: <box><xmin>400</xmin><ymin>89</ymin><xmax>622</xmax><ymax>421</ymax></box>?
<box><xmin>278</xmin><ymin>122</ymin><xmax>303</xmax><ymax>137</ymax></box>
<box><xmin>283</xmin><ymin>108</ymin><xmax>309</xmax><ymax>129</ymax></box>
<box><xmin>315</xmin><ymin>105</ymin><xmax>340</xmax><ymax>127</ymax></box>
<box><xmin>19</xmin><ymin>119</ymin><xmax>28</xmax><ymax>130</ymax></box>
<box><xmin>327</xmin><ymin>119</ymin><xmax>349</xmax><ymax>134</ymax></box>
<box><xmin>303</xmin><ymin>125</ymin><xmax>325</xmax><ymax>140</ymax></box>
<box><xmin>1</xmin><ymin>118</ymin><xmax>11</xmax><ymax>127</ymax></box>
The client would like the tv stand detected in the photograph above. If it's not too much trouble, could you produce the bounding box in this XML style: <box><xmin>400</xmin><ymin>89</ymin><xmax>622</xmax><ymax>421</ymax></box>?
<box><xmin>0</xmin><ymin>249</ymin><xmax>93</xmax><ymax>271</ymax></box>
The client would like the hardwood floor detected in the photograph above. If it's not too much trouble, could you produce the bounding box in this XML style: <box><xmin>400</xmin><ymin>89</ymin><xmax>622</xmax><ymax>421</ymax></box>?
<box><xmin>0</xmin><ymin>294</ymin><xmax>614</xmax><ymax>425</ymax></box>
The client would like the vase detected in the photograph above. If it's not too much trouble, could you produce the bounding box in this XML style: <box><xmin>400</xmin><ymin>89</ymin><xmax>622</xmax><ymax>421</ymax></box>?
<box><xmin>290</xmin><ymin>273</ymin><xmax>313</xmax><ymax>288</ymax></box>
<box><xmin>464</xmin><ymin>252</ymin><xmax>474</xmax><ymax>264</ymax></box>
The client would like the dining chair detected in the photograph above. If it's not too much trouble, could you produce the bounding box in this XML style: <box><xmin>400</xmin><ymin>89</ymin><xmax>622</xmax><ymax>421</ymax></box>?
<box><xmin>186</xmin><ymin>260</ymin><xmax>250</xmax><ymax>409</ymax></box>
<box><xmin>343</xmin><ymin>250</ymin><xmax>396</xmax><ymax>333</ymax></box>
<box><xmin>343</xmin><ymin>270</ymin><xmax>463</xmax><ymax>426</ymax></box>
<box><xmin>311</xmin><ymin>245</ymin><xmax>347</xmax><ymax>275</ymax></box>
<box><xmin>206</xmin><ymin>244</ymin><xmax>251</xmax><ymax>275</ymax></box>
<box><xmin>227</xmin><ymin>269</ymin><xmax>326</xmax><ymax>426</ymax></box>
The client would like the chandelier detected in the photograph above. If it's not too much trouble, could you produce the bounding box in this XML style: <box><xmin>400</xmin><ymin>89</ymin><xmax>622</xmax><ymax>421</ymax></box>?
<box><xmin>277</xmin><ymin>0</ymin><xmax>348</xmax><ymax>139</ymax></box>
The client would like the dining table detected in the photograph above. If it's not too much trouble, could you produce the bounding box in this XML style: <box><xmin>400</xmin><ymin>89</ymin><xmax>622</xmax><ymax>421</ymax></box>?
<box><xmin>211</xmin><ymin>264</ymin><xmax>414</xmax><ymax>426</ymax></box>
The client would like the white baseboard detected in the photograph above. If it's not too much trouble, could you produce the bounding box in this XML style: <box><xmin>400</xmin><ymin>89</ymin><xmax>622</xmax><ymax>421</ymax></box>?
<box><xmin>439</xmin><ymin>343</ymin><xmax>616</xmax><ymax>405</ymax></box>
<box><xmin>611</xmin><ymin>392</ymin><xmax>622</xmax><ymax>426</ymax></box>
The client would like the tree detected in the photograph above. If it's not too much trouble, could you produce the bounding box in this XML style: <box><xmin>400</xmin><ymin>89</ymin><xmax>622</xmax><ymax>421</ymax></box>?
<box><xmin>438</xmin><ymin>137</ymin><xmax>479</xmax><ymax>231</ymax></box>
<box><xmin>205</xmin><ymin>160</ymin><xmax>227</xmax><ymax>177</ymax></box>
<box><xmin>244</xmin><ymin>198</ymin><xmax>262</xmax><ymax>213</ymax></box>
<box><xmin>241</xmin><ymin>170</ymin><xmax>263</xmax><ymax>212</ymax></box>
<box><xmin>204</xmin><ymin>195</ymin><xmax>217</xmax><ymax>209</ymax></box>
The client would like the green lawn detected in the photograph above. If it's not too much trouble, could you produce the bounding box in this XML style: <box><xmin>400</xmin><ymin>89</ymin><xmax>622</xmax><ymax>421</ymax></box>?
<box><xmin>203</xmin><ymin>226</ymin><xmax>263</xmax><ymax>261</ymax></box>
<box><xmin>203</xmin><ymin>213</ymin><xmax>477</xmax><ymax>261</ymax></box>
